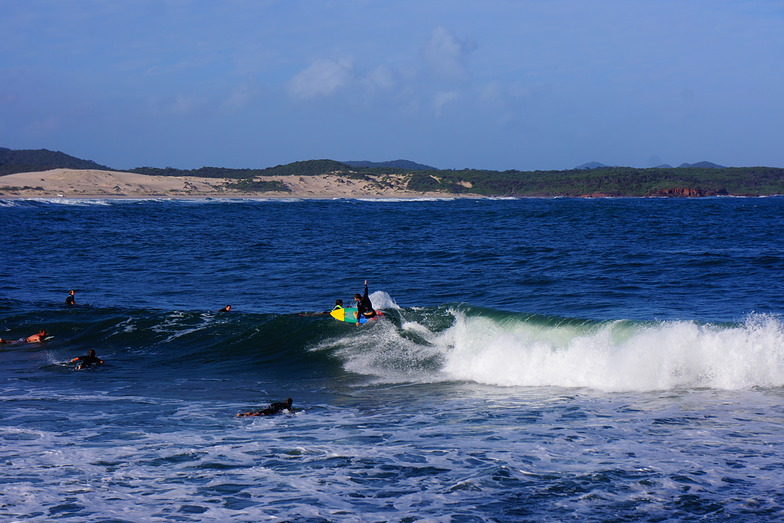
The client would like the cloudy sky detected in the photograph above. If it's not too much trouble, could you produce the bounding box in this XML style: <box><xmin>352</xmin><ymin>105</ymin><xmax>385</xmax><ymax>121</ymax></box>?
<box><xmin>1</xmin><ymin>0</ymin><xmax>782</xmax><ymax>171</ymax></box>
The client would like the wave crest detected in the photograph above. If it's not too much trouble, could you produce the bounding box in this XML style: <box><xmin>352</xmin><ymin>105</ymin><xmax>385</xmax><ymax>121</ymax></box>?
<box><xmin>323</xmin><ymin>308</ymin><xmax>784</xmax><ymax>391</ymax></box>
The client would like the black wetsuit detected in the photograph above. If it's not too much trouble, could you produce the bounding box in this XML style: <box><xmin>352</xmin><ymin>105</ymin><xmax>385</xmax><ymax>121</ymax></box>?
<box><xmin>356</xmin><ymin>284</ymin><xmax>376</xmax><ymax>319</ymax></box>
<box><xmin>65</xmin><ymin>295</ymin><xmax>75</xmax><ymax>306</ymax></box>
<box><xmin>73</xmin><ymin>355</ymin><xmax>102</xmax><ymax>368</ymax></box>
<box><xmin>258</xmin><ymin>400</ymin><xmax>292</xmax><ymax>416</ymax></box>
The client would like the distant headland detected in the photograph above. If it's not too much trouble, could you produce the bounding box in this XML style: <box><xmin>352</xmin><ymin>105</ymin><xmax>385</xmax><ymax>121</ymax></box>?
<box><xmin>1</xmin><ymin>147</ymin><xmax>782</xmax><ymax>198</ymax></box>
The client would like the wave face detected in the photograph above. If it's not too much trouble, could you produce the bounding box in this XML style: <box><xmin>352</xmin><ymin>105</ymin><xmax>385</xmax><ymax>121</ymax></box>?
<box><xmin>6</xmin><ymin>299</ymin><xmax>780</xmax><ymax>392</ymax></box>
<box><xmin>316</xmin><ymin>305</ymin><xmax>784</xmax><ymax>391</ymax></box>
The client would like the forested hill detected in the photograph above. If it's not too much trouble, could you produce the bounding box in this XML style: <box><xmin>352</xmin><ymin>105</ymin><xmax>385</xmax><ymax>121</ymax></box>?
<box><xmin>128</xmin><ymin>160</ymin><xmax>351</xmax><ymax>179</ymax></box>
<box><xmin>0</xmin><ymin>147</ymin><xmax>112</xmax><ymax>175</ymax></box>
<box><xmin>2</xmin><ymin>148</ymin><xmax>783</xmax><ymax>196</ymax></box>
<box><xmin>131</xmin><ymin>161</ymin><xmax>784</xmax><ymax>197</ymax></box>
<box><xmin>404</xmin><ymin>166</ymin><xmax>784</xmax><ymax>197</ymax></box>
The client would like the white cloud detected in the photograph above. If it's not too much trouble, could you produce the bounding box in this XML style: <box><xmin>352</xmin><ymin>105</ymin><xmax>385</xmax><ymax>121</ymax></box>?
<box><xmin>286</xmin><ymin>58</ymin><xmax>354</xmax><ymax>99</ymax></box>
<box><xmin>424</xmin><ymin>26</ymin><xmax>476</xmax><ymax>82</ymax></box>
<box><xmin>433</xmin><ymin>90</ymin><xmax>459</xmax><ymax>116</ymax></box>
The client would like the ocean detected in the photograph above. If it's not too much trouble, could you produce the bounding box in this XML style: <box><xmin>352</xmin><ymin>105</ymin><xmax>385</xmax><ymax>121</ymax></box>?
<box><xmin>1</xmin><ymin>196</ymin><xmax>783</xmax><ymax>522</ymax></box>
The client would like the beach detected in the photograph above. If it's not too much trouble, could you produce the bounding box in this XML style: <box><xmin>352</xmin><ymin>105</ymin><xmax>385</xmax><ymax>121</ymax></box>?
<box><xmin>0</xmin><ymin>168</ymin><xmax>472</xmax><ymax>199</ymax></box>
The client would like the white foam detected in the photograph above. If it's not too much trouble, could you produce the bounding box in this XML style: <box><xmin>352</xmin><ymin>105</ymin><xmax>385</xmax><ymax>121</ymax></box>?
<box><xmin>441</xmin><ymin>312</ymin><xmax>784</xmax><ymax>391</ymax></box>
<box><xmin>327</xmin><ymin>309</ymin><xmax>784</xmax><ymax>391</ymax></box>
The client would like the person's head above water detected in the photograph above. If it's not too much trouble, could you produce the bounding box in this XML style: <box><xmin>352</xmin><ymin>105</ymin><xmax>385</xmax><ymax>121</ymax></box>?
<box><xmin>87</xmin><ymin>349</ymin><xmax>96</xmax><ymax>357</ymax></box>
<box><xmin>335</xmin><ymin>299</ymin><xmax>343</xmax><ymax>306</ymax></box>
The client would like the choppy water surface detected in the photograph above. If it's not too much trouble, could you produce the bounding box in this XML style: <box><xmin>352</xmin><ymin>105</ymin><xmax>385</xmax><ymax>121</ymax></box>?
<box><xmin>1</xmin><ymin>197</ymin><xmax>783</xmax><ymax>521</ymax></box>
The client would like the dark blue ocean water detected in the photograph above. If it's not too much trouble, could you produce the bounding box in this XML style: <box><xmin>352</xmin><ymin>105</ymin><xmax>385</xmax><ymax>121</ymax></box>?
<box><xmin>1</xmin><ymin>197</ymin><xmax>783</xmax><ymax>521</ymax></box>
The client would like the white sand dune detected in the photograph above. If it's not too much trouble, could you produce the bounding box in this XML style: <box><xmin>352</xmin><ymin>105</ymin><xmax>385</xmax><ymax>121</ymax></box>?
<box><xmin>0</xmin><ymin>169</ymin><xmax>474</xmax><ymax>199</ymax></box>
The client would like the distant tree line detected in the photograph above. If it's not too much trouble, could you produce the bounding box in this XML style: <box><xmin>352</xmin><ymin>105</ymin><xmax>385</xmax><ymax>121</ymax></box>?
<box><xmin>129</xmin><ymin>159</ymin><xmax>352</xmax><ymax>179</ymax></box>
<box><xmin>406</xmin><ymin>166</ymin><xmax>784</xmax><ymax>197</ymax></box>
<box><xmin>2</xmin><ymin>148</ymin><xmax>783</xmax><ymax>196</ymax></box>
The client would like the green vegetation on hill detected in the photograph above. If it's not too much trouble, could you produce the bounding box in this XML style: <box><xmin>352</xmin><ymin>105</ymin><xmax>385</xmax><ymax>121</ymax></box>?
<box><xmin>427</xmin><ymin>166</ymin><xmax>784</xmax><ymax>197</ymax></box>
<box><xmin>2</xmin><ymin>148</ymin><xmax>783</xmax><ymax>196</ymax></box>
<box><xmin>0</xmin><ymin>147</ymin><xmax>111</xmax><ymax>175</ymax></box>
<box><xmin>129</xmin><ymin>159</ymin><xmax>351</xmax><ymax>179</ymax></box>
<box><xmin>223</xmin><ymin>179</ymin><xmax>290</xmax><ymax>192</ymax></box>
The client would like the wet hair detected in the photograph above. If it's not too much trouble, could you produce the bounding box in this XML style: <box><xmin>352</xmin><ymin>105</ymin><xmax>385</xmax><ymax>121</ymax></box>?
<box><xmin>354</xmin><ymin>294</ymin><xmax>362</xmax><ymax>300</ymax></box>
<box><xmin>335</xmin><ymin>299</ymin><xmax>343</xmax><ymax>306</ymax></box>
<box><xmin>88</xmin><ymin>349</ymin><xmax>96</xmax><ymax>357</ymax></box>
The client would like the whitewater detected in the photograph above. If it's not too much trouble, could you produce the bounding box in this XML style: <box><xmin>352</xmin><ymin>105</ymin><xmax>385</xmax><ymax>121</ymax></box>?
<box><xmin>1</xmin><ymin>197</ymin><xmax>783</xmax><ymax>521</ymax></box>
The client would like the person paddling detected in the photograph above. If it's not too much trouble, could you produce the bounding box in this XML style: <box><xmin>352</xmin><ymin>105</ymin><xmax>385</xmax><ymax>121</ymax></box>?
<box><xmin>0</xmin><ymin>329</ymin><xmax>49</xmax><ymax>344</ymax></box>
<box><xmin>237</xmin><ymin>398</ymin><xmax>293</xmax><ymax>417</ymax></box>
<box><xmin>70</xmin><ymin>349</ymin><xmax>104</xmax><ymax>370</ymax></box>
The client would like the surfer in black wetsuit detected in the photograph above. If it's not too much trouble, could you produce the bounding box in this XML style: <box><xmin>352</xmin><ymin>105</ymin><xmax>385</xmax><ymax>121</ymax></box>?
<box><xmin>70</xmin><ymin>349</ymin><xmax>104</xmax><ymax>370</ymax></box>
<box><xmin>237</xmin><ymin>398</ymin><xmax>293</xmax><ymax>417</ymax></box>
<box><xmin>65</xmin><ymin>290</ymin><xmax>76</xmax><ymax>306</ymax></box>
<box><xmin>353</xmin><ymin>280</ymin><xmax>377</xmax><ymax>324</ymax></box>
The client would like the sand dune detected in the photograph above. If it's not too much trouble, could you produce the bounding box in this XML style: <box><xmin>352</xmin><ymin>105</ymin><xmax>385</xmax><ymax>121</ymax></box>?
<box><xmin>0</xmin><ymin>169</ymin><xmax>470</xmax><ymax>199</ymax></box>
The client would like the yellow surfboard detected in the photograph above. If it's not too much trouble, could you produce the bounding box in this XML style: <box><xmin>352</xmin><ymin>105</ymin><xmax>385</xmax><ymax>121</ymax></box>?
<box><xmin>329</xmin><ymin>307</ymin><xmax>383</xmax><ymax>324</ymax></box>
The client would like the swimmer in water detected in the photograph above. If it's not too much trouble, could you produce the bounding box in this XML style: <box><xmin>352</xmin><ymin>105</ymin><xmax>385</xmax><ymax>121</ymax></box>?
<box><xmin>70</xmin><ymin>349</ymin><xmax>104</xmax><ymax>370</ymax></box>
<box><xmin>0</xmin><ymin>329</ymin><xmax>49</xmax><ymax>344</ymax></box>
<box><xmin>237</xmin><ymin>398</ymin><xmax>293</xmax><ymax>417</ymax></box>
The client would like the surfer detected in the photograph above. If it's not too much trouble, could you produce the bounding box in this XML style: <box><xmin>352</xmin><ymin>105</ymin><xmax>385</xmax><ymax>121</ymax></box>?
<box><xmin>353</xmin><ymin>280</ymin><xmax>377</xmax><ymax>324</ymax></box>
<box><xmin>237</xmin><ymin>397</ymin><xmax>293</xmax><ymax>417</ymax></box>
<box><xmin>65</xmin><ymin>289</ymin><xmax>76</xmax><ymax>306</ymax></box>
<box><xmin>70</xmin><ymin>349</ymin><xmax>104</xmax><ymax>370</ymax></box>
<box><xmin>218</xmin><ymin>305</ymin><xmax>231</xmax><ymax>312</ymax></box>
<box><xmin>0</xmin><ymin>329</ymin><xmax>49</xmax><ymax>344</ymax></box>
<box><xmin>332</xmin><ymin>299</ymin><xmax>343</xmax><ymax>310</ymax></box>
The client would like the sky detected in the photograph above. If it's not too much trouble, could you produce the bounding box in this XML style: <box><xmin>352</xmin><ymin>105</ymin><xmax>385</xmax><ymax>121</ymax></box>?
<box><xmin>1</xmin><ymin>0</ymin><xmax>783</xmax><ymax>171</ymax></box>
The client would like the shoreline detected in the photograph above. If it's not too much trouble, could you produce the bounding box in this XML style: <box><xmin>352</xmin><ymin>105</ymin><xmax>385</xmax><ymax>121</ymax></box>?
<box><xmin>2</xmin><ymin>168</ymin><xmax>778</xmax><ymax>200</ymax></box>
<box><xmin>0</xmin><ymin>168</ymin><xmax>482</xmax><ymax>200</ymax></box>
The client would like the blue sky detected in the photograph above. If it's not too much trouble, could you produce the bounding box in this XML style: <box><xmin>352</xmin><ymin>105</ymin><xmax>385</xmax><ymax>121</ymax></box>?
<box><xmin>1</xmin><ymin>0</ymin><xmax>783</xmax><ymax>171</ymax></box>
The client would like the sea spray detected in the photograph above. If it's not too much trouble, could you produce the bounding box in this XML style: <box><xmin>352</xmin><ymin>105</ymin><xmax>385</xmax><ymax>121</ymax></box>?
<box><xmin>440</xmin><ymin>312</ymin><xmax>784</xmax><ymax>391</ymax></box>
<box><xmin>315</xmin><ymin>306</ymin><xmax>784</xmax><ymax>391</ymax></box>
